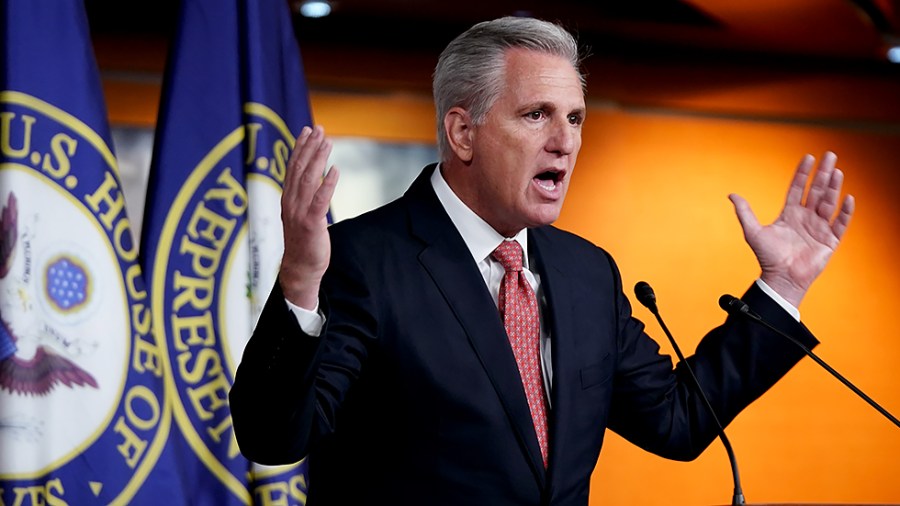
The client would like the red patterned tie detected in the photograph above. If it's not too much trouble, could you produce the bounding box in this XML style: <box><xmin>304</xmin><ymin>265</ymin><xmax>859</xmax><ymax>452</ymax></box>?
<box><xmin>492</xmin><ymin>240</ymin><xmax>549</xmax><ymax>468</ymax></box>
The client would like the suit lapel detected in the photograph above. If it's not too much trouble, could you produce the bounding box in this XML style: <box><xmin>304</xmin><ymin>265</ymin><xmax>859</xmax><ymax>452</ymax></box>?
<box><xmin>405</xmin><ymin>166</ymin><xmax>548</xmax><ymax>488</ymax></box>
<box><xmin>529</xmin><ymin>228</ymin><xmax>576</xmax><ymax>480</ymax></box>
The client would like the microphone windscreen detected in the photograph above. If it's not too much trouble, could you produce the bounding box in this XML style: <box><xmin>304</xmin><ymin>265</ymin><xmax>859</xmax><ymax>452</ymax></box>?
<box><xmin>634</xmin><ymin>281</ymin><xmax>656</xmax><ymax>309</ymax></box>
<box><xmin>718</xmin><ymin>294</ymin><xmax>737</xmax><ymax>313</ymax></box>
<box><xmin>719</xmin><ymin>294</ymin><xmax>755</xmax><ymax>317</ymax></box>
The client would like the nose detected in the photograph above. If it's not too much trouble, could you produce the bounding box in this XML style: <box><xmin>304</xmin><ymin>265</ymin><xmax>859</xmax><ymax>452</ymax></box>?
<box><xmin>546</xmin><ymin>118</ymin><xmax>579</xmax><ymax>156</ymax></box>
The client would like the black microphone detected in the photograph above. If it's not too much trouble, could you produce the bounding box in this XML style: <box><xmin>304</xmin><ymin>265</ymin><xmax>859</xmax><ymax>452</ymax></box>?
<box><xmin>719</xmin><ymin>294</ymin><xmax>900</xmax><ymax>430</ymax></box>
<box><xmin>717</xmin><ymin>294</ymin><xmax>760</xmax><ymax>320</ymax></box>
<box><xmin>635</xmin><ymin>282</ymin><xmax>745</xmax><ymax>506</ymax></box>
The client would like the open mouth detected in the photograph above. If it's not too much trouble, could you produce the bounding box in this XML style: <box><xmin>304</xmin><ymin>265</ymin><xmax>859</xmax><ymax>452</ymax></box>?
<box><xmin>534</xmin><ymin>170</ymin><xmax>564</xmax><ymax>190</ymax></box>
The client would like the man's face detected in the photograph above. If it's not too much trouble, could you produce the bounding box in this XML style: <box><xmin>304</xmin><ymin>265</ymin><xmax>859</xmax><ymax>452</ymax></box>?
<box><xmin>466</xmin><ymin>48</ymin><xmax>585</xmax><ymax>237</ymax></box>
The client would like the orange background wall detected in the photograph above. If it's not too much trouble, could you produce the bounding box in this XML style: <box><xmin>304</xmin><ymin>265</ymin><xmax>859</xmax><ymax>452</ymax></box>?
<box><xmin>101</xmin><ymin>54</ymin><xmax>900</xmax><ymax>504</ymax></box>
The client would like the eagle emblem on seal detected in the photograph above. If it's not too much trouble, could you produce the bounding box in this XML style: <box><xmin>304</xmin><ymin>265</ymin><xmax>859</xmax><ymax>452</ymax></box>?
<box><xmin>0</xmin><ymin>192</ymin><xmax>98</xmax><ymax>396</ymax></box>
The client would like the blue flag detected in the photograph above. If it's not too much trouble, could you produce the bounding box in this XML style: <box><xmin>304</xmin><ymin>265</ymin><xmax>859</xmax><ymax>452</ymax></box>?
<box><xmin>139</xmin><ymin>0</ymin><xmax>314</xmax><ymax>504</ymax></box>
<box><xmin>1</xmin><ymin>1</ymin><xmax>180</xmax><ymax>504</ymax></box>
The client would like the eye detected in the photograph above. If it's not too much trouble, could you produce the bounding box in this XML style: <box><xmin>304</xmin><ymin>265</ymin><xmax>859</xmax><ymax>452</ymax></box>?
<box><xmin>567</xmin><ymin>113</ymin><xmax>584</xmax><ymax>126</ymax></box>
<box><xmin>525</xmin><ymin>110</ymin><xmax>545</xmax><ymax>121</ymax></box>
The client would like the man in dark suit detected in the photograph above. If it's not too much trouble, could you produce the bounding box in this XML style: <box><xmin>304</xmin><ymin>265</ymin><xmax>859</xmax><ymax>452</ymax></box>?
<box><xmin>229</xmin><ymin>17</ymin><xmax>854</xmax><ymax>505</ymax></box>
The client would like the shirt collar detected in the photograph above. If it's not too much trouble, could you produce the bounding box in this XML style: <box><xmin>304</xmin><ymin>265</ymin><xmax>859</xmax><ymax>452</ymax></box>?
<box><xmin>430</xmin><ymin>164</ymin><xmax>529</xmax><ymax>267</ymax></box>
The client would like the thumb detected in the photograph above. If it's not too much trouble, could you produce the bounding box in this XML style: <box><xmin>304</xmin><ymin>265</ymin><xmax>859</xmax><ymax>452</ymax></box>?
<box><xmin>729</xmin><ymin>193</ymin><xmax>761</xmax><ymax>238</ymax></box>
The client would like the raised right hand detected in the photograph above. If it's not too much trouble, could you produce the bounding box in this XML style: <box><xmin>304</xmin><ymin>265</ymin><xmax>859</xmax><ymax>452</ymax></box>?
<box><xmin>279</xmin><ymin>125</ymin><xmax>339</xmax><ymax>310</ymax></box>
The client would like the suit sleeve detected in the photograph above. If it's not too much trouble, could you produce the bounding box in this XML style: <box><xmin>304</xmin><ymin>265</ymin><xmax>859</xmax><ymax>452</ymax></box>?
<box><xmin>229</xmin><ymin>227</ymin><xmax>377</xmax><ymax>465</ymax></box>
<box><xmin>603</xmin><ymin>254</ymin><xmax>818</xmax><ymax>461</ymax></box>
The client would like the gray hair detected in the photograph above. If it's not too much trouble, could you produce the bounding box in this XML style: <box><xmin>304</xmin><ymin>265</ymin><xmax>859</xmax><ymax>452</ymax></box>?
<box><xmin>433</xmin><ymin>16</ymin><xmax>584</xmax><ymax>161</ymax></box>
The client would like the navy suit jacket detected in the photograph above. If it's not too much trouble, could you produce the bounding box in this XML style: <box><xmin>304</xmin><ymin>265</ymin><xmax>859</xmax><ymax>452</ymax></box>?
<box><xmin>230</xmin><ymin>165</ymin><xmax>817</xmax><ymax>505</ymax></box>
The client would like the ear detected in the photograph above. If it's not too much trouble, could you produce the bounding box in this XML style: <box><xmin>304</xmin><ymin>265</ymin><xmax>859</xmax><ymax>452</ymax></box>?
<box><xmin>444</xmin><ymin>107</ymin><xmax>475</xmax><ymax>163</ymax></box>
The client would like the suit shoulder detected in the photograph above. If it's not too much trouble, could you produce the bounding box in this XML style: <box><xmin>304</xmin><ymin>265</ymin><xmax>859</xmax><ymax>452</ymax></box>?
<box><xmin>533</xmin><ymin>225</ymin><xmax>612</xmax><ymax>259</ymax></box>
<box><xmin>329</xmin><ymin>197</ymin><xmax>407</xmax><ymax>240</ymax></box>
<box><xmin>531</xmin><ymin>226</ymin><xmax>624</xmax><ymax>284</ymax></box>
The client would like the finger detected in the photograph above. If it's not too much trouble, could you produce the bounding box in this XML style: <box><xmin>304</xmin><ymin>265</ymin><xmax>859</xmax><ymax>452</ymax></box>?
<box><xmin>293</xmin><ymin>135</ymin><xmax>333</xmax><ymax>215</ymax></box>
<box><xmin>286</xmin><ymin>127</ymin><xmax>332</xmax><ymax>213</ymax></box>
<box><xmin>804</xmin><ymin>151</ymin><xmax>837</xmax><ymax>211</ymax></box>
<box><xmin>302</xmin><ymin>136</ymin><xmax>333</xmax><ymax>188</ymax></box>
<box><xmin>284</xmin><ymin>125</ymin><xmax>326</xmax><ymax>202</ymax></box>
<box><xmin>309</xmin><ymin>165</ymin><xmax>339</xmax><ymax>218</ymax></box>
<box><xmin>785</xmin><ymin>154</ymin><xmax>814</xmax><ymax>207</ymax></box>
<box><xmin>815</xmin><ymin>168</ymin><xmax>843</xmax><ymax>219</ymax></box>
<box><xmin>283</xmin><ymin>126</ymin><xmax>314</xmax><ymax>196</ymax></box>
<box><xmin>729</xmin><ymin>193</ymin><xmax>761</xmax><ymax>238</ymax></box>
<box><xmin>831</xmin><ymin>194</ymin><xmax>855</xmax><ymax>240</ymax></box>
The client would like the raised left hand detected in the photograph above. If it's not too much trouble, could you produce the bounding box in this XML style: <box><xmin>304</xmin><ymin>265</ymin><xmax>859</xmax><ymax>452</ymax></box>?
<box><xmin>729</xmin><ymin>151</ymin><xmax>855</xmax><ymax>308</ymax></box>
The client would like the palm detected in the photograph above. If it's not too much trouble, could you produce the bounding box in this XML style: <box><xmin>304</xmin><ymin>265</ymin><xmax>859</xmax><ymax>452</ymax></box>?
<box><xmin>731</xmin><ymin>152</ymin><xmax>854</xmax><ymax>307</ymax></box>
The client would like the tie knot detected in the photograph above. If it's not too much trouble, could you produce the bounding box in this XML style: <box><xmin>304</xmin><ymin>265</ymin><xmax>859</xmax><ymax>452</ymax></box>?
<box><xmin>491</xmin><ymin>240</ymin><xmax>523</xmax><ymax>272</ymax></box>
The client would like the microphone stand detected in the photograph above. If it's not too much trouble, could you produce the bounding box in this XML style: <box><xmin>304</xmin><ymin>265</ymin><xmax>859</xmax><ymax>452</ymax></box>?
<box><xmin>636</xmin><ymin>282</ymin><xmax>746</xmax><ymax>506</ymax></box>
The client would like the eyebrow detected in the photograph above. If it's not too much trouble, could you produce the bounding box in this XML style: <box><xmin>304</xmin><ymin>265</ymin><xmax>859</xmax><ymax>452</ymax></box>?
<box><xmin>518</xmin><ymin>101</ymin><xmax>585</xmax><ymax>115</ymax></box>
